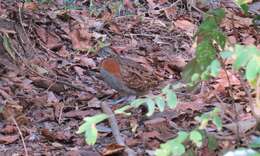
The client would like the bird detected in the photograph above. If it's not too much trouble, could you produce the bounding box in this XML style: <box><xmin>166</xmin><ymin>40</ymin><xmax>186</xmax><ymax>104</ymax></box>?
<box><xmin>98</xmin><ymin>47</ymin><xmax>158</xmax><ymax>96</ymax></box>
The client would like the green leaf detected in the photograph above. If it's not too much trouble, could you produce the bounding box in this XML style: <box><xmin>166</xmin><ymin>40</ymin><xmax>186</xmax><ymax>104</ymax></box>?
<box><xmin>212</xmin><ymin>115</ymin><xmax>222</xmax><ymax>131</ymax></box>
<box><xmin>199</xmin><ymin>118</ymin><xmax>209</xmax><ymax>130</ymax></box>
<box><xmin>201</xmin><ymin>70</ymin><xmax>210</xmax><ymax>80</ymax></box>
<box><xmin>145</xmin><ymin>98</ymin><xmax>155</xmax><ymax>117</ymax></box>
<box><xmin>207</xmin><ymin>8</ymin><xmax>225</xmax><ymax>24</ymax></box>
<box><xmin>234</xmin><ymin>0</ymin><xmax>249</xmax><ymax>14</ymax></box>
<box><xmin>78</xmin><ymin>114</ymin><xmax>108</xmax><ymax>134</ymax></box>
<box><xmin>196</xmin><ymin>40</ymin><xmax>216</xmax><ymax>65</ymax></box>
<box><xmin>170</xmin><ymin>142</ymin><xmax>185</xmax><ymax>156</ymax></box>
<box><xmin>191</xmin><ymin>73</ymin><xmax>200</xmax><ymax>82</ymax></box>
<box><xmin>166</xmin><ymin>90</ymin><xmax>177</xmax><ymax>109</ymax></box>
<box><xmin>220</xmin><ymin>51</ymin><xmax>233</xmax><ymax>59</ymax></box>
<box><xmin>84</xmin><ymin>123</ymin><xmax>98</xmax><ymax>145</ymax></box>
<box><xmin>86</xmin><ymin>113</ymin><xmax>109</xmax><ymax>123</ymax></box>
<box><xmin>77</xmin><ymin>122</ymin><xmax>89</xmax><ymax>134</ymax></box>
<box><xmin>211</xmin><ymin>30</ymin><xmax>226</xmax><ymax>49</ymax></box>
<box><xmin>233</xmin><ymin>44</ymin><xmax>252</xmax><ymax>70</ymax></box>
<box><xmin>77</xmin><ymin>114</ymin><xmax>108</xmax><ymax>145</ymax></box>
<box><xmin>209</xmin><ymin>59</ymin><xmax>221</xmax><ymax>77</ymax></box>
<box><xmin>212</xmin><ymin>107</ymin><xmax>221</xmax><ymax>114</ymax></box>
<box><xmin>246</xmin><ymin>58</ymin><xmax>260</xmax><ymax>81</ymax></box>
<box><xmin>190</xmin><ymin>130</ymin><xmax>203</xmax><ymax>147</ymax></box>
<box><xmin>130</xmin><ymin>98</ymin><xmax>146</xmax><ymax>108</ymax></box>
<box><xmin>207</xmin><ymin>135</ymin><xmax>218</xmax><ymax>151</ymax></box>
<box><xmin>155</xmin><ymin>96</ymin><xmax>166</xmax><ymax>112</ymax></box>
<box><xmin>198</xmin><ymin>18</ymin><xmax>218</xmax><ymax>34</ymax></box>
<box><xmin>174</xmin><ymin>131</ymin><xmax>189</xmax><ymax>143</ymax></box>
<box><xmin>155</xmin><ymin>148</ymin><xmax>171</xmax><ymax>156</ymax></box>
<box><xmin>114</xmin><ymin>105</ymin><xmax>132</xmax><ymax>115</ymax></box>
<box><xmin>249</xmin><ymin>137</ymin><xmax>260</xmax><ymax>148</ymax></box>
<box><xmin>240</xmin><ymin>4</ymin><xmax>249</xmax><ymax>14</ymax></box>
<box><xmin>162</xmin><ymin>84</ymin><xmax>171</xmax><ymax>94</ymax></box>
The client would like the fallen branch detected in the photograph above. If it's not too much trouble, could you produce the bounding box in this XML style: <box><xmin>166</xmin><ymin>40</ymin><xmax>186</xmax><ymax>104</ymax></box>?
<box><xmin>12</xmin><ymin>117</ymin><xmax>28</xmax><ymax>156</ymax></box>
<box><xmin>100</xmin><ymin>101</ymin><xmax>136</xmax><ymax>156</ymax></box>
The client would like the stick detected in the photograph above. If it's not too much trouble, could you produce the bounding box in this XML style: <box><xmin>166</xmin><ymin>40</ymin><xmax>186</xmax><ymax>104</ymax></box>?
<box><xmin>12</xmin><ymin>117</ymin><xmax>28</xmax><ymax>156</ymax></box>
<box><xmin>100</xmin><ymin>101</ymin><xmax>136</xmax><ymax>156</ymax></box>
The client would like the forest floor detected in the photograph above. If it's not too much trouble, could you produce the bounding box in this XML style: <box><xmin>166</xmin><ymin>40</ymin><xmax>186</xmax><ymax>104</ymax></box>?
<box><xmin>0</xmin><ymin>0</ymin><xmax>259</xmax><ymax>155</ymax></box>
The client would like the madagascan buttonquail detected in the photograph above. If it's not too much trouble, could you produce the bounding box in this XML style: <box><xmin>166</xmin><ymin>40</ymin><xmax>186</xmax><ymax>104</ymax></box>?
<box><xmin>99</xmin><ymin>47</ymin><xmax>158</xmax><ymax>96</ymax></box>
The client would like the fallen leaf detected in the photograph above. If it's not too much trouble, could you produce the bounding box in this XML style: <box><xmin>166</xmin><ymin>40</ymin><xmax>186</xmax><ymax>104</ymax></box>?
<box><xmin>68</xmin><ymin>23</ymin><xmax>92</xmax><ymax>51</ymax></box>
<box><xmin>74</xmin><ymin>66</ymin><xmax>84</xmax><ymax>76</ymax></box>
<box><xmin>35</xmin><ymin>26</ymin><xmax>62</xmax><ymax>50</ymax></box>
<box><xmin>23</xmin><ymin>2</ymin><xmax>38</xmax><ymax>11</ymax></box>
<box><xmin>88</xmin><ymin>97</ymin><xmax>101</xmax><ymax>108</ymax></box>
<box><xmin>0</xmin><ymin>125</ymin><xmax>17</xmax><ymax>134</ymax></box>
<box><xmin>164</xmin><ymin>6</ymin><xmax>177</xmax><ymax>20</ymax></box>
<box><xmin>242</xmin><ymin>36</ymin><xmax>256</xmax><ymax>45</ymax></box>
<box><xmin>102</xmin><ymin>144</ymin><xmax>125</xmax><ymax>156</ymax></box>
<box><xmin>142</xmin><ymin>131</ymin><xmax>161</xmax><ymax>139</ymax></box>
<box><xmin>213</xmin><ymin>70</ymin><xmax>240</xmax><ymax>92</ymax></box>
<box><xmin>66</xmin><ymin>150</ymin><xmax>101</xmax><ymax>156</ymax></box>
<box><xmin>174</xmin><ymin>20</ymin><xmax>197</xmax><ymax>36</ymax></box>
<box><xmin>0</xmin><ymin>135</ymin><xmax>19</xmax><ymax>144</ymax></box>
<box><xmin>78</xmin><ymin>56</ymin><xmax>96</xmax><ymax>68</ymax></box>
<box><xmin>41</xmin><ymin>128</ymin><xmax>72</xmax><ymax>142</ymax></box>
<box><xmin>224</xmin><ymin>119</ymin><xmax>256</xmax><ymax>134</ymax></box>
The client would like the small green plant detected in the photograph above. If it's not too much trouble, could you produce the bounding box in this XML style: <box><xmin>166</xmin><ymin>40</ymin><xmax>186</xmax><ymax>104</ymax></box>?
<box><xmin>127</xmin><ymin>84</ymin><xmax>177</xmax><ymax>116</ymax></box>
<box><xmin>182</xmin><ymin>8</ymin><xmax>226</xmax><ymax>86</ymax></box>
<box><xmin>157</xmin><ymin>6</ymin><xmax>260</xmax><ymax>156</ymax></box>
<box><xmin>77</xmin><ymin>114</ymin><xmax>108</xmax><ymax>145</ymax></box>
<box><xmin>155</xmin><ymin>108</ymin><xmax>222</xmax><ymax>156</ymax></box>
<box><xmin>195</xmin><ymin>107</ymin><xmax>222</xmax><ymax>131</ymax></box>
<box><xmin>233</xmin><ymin>45</ymin><xmax>260</xmax><ymax>85</ymax></box>
<box><xmin>234</xmin><ymin>0</ymin><xmax>249</xmax><ymax>14</ymax></box>
<box><xmin>77</xmin><ymin>85</ymin><xmax>178</xmax><ymax>145</ymax></box>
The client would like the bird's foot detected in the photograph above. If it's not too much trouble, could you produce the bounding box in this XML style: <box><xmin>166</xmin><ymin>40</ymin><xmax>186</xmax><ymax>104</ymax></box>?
<box><xmin>110</xmin><ymin>95</ymin><xmax>136</xmax><ymax>105</ymax></box>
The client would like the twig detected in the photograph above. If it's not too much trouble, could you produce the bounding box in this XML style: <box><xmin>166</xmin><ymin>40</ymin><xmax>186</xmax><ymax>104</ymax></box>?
<box><xmin>239</xmin><ymin>75</ymin><xmax>260</xmax><ymax>129</ymax></box>
<box><xmin>160</xmin><ymin>0</ymin><xmax>182</xmax><ymax>11</ymax></box>
<box><xmin>216</xmin><ymin>49</ymin><xmax>241</xmax><ymax>143</ymax></box>
<box><xmin>100</xmin><ymin>101</ymin><xmax>136</xmax><ymax>156</ymax></box>
<box><xmin>12</xmin><ymin>117</ymin><xmax>28</xmax><ymax>156</ymax></box>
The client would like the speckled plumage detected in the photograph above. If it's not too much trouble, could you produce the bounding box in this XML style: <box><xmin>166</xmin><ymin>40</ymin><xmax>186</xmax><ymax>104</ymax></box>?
<box><xmin>99</xmin><ymin>47</ymin><xmax>158</xmax><ymax>95</ymax></box>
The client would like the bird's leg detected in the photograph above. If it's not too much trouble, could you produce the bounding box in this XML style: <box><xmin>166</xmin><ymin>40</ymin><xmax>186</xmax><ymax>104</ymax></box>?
<box><xmin>110</xmin><ymin>95</ymin><xmax>137</xmax><ymax>105</ymax></box>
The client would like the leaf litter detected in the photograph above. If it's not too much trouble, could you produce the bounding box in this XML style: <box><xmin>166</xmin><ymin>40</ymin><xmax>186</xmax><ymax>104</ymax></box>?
<box><xmin>0</xmin><ymin>0</ymin><xmax>258</xmax><ymax>155</ymax></box>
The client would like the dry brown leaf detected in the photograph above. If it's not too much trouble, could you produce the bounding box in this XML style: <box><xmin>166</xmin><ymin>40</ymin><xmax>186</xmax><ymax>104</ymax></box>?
<box><xmin>88</xmin><ymin>97</ymin><xmax>101</xmax><ymax>108</ymax></box>
<box><xmin>74</xmin><ymin>66</ymin><xmax>84</xmax><ymax>76</ymax></box>
<box><xmin>23</xmin><ymin>2</ymin><xmax>38</xmax><ymax>11</ymax></box>
<box><xmin>41</xmin><ymin>128</ymin><xmax>72</xmax><ymax>142</ymax></box>
<box><xmin>242</xmin><ymin>36</ymin><xmax>256</xmax><ymax>45</ymax></box>
<box><xmin>68</xmin><ymin>23</ymin><xmax>92</xmax><ymax>51</ymax></box>
<box><xmin>221</xmin><ymin>10</ymin><xmax>253</xmax><ymax>29</ymax></box>
<box><xmin>78</xmin><ymin>56</ymin><xmax>96</xmax><ymax>68</ymax></box>
<box><xmin>174</xmin><ymin>20</ymin><xmax>197</xmax><ymax>36</ymax></box>
<box><xmin>228</xmin><ymin>35</ymin><xmax>237</xmax><ymax>45</ymax></box>
<box><xmin>0</xmin><ymin>135</ymin><xmax>19</xmax><ymax>144</ymax></box>
<box><xmin>0</xmin><ymin>125</ymin><xmax>17</xmax><ymax>134</ymax></box>
<box><xmin>146</xmin><ymin>0</ymin><xmax>157</xmax><ymax>9</ymax></box>
<box><xmin>35</xmin><ymin>27</ymin><xmax>62</xmax><ymax>50</ymax></box>
<box><xmin>102</xmin><ymin>144</ymin><xmax>125</xmax><ymax>156</ymax></box>
<box><xmin>142</xmin><ymin>131</ymin><xmax>161</xmax><ymax>139</ymax></box>
<box><xmin>164</xmin><ymin>6</ymin><xmax>177</xmax><ymax>20</ymax></box>
<box><xmin>213</xmin><ymin>70</ymin><xmax>240</xmax><ymax>92</ymax></box>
